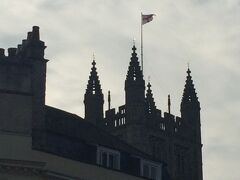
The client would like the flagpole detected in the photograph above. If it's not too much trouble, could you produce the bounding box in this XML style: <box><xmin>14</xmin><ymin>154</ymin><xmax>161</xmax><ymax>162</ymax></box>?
<box><xmin>141</xmin><ymin>12</ymin><xmax>143</xmax><ymax>73</ymax></box>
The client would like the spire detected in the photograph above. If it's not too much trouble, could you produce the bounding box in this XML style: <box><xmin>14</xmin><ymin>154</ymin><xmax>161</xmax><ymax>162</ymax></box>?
<box><xmin>168</xmin><ymin>94</ymin><xmax>171</xmax><ymax>114</ymax></box>
<box><xmin>125</xmin><ymin>45</ymin><xmax>145</xmax><ymax>105</ymax></box>
<box><xmin>125</xmin><ymin>45</ymin><xmax>144</xmax><ymax>83</ymax></box>
<box><xmin>85</xmin><ymin>60</ymin><xmax>103</xmax><ymax>95</ymax></box>
<box><xmin>124</xmin><ymin>45</ymin><xmax>145</xmax><ymax>124</ymax></box>
<box><xmin>181</xmin><ymin>68</ymin><xmax>200</xmax><ymax>112</ymax></box>
<box><xmin>108</xmin><ymin>90</ymin><xmax>111</xmax><ymax>110</ymax></box>
<box><xmin>84</xmin><ymin>59</ymin><xmax>104</xmax><ymax>126</ymax></box>
<box><xmin>145</xmin><ymin>82</ymin><xmax>156</xmax><ymax>115</ymax></box>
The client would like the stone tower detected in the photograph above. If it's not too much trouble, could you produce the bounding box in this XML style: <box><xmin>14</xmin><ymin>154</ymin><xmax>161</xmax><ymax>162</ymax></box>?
<box><xmin>84</xmin><ymin>60</ymin><xmax>104</xmax><ymax>126</ymax></box>
<box><xmin>180</xmin><ymin>68</ymin><xmax>203</xmax><ymax>180</ymax></box>
<box><xmin>102</xmin><ymin>45</ymin><xmax>203</xmax><ymax>180</ymax></box>
<box><xmin>125</xmin><ymin>45</ymin><xmax>146</xmax><ymax>125</ymax></box>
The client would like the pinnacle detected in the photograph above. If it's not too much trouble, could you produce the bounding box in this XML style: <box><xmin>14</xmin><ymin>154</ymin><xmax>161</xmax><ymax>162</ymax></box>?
<box><xmin>145</xmin><ymin>82</ymin><xmax>156</xmax><ymax>115</ymax></box>
<box><xmin>126</xmin><ymin>45</ymin><xmax>144</xmax><ymax>83</ymax></box>
<box><xmin>181</xmin><ymin>68</ymin><xmax>200</xmax><ymax>109</ymax></box>
<box><xmin>85</xmin><ymin>59</ymin><xmax>102</xmax><ymax>95</ymax></box>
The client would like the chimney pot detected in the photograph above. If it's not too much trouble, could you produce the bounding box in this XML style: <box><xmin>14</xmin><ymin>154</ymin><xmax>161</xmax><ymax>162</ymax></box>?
<box><xmin>32</xmin><ymin>26</ymin><xmax>40</xmax><ymax>40</ymax></box>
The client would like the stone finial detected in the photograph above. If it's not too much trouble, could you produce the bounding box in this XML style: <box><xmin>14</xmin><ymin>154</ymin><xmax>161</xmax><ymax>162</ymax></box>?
<box><xmin>108</xmin><ymin>90</ymin><xmax>111</xmax><ymax>110</ymax></box>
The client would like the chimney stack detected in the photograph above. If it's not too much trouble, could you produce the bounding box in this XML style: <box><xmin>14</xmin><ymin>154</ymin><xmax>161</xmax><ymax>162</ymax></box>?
<box><xmin>8</xmin><ymin>48</ymin><xmax>17</xmax><ymax>57</ymax></box>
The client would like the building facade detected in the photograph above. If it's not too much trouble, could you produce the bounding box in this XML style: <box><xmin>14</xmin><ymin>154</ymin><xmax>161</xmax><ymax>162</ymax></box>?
<box><xmin>0</xmin><ymin>27</ymin><xmax>167</xmax><ymax>180</ymax></box>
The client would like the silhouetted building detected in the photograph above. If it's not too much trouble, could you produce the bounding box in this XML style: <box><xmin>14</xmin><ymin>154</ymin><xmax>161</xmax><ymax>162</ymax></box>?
<box><xmin>84</xmin><ymin>45</ymin><xmax>203</xmax><ymax>180</ymax></box>
<box><xmin>0</xmin><ymin>26</ymin><xmax>203</xmax><ymax>180</ymax></box>
<box><xmin>0</xmin><ymin>27</ymin><xmax>168</xmax><ymax>180</ymax></box>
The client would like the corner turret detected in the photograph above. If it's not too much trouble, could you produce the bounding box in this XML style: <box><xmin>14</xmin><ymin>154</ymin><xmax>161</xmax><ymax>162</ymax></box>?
<box><xmin>125</xmin><ymin>45</ymin><xmax>145</xmax><ymax>124</ymax></box>
<box><xmin>181</xmin><ymin>68</ymin><xmax>200</xmax><ymax>121</ymax></box>
<box><xmin>180</xmin><ymin>67</ymin><xmax>203</xmax><ymax>180</ymax></box>
<box><xmin>84</xmin><ymin>59</ymin><xmax>104</xmax><ymax>126</ymax></box>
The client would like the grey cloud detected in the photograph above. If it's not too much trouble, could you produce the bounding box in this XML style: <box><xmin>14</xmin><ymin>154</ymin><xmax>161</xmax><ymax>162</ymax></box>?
<box><xmin>0</xmin><ymin>0</ymin><xmax>240</xmax><ymax>179</ymax></box>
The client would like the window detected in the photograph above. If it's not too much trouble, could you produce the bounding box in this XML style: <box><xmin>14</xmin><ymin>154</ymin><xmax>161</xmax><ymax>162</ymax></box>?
<box><xmin>97</xmin><ymin>146</ymin><xmax>120</xmax><ymax>170</ymax></box>
<box><xmin>160</xmin><ymin>123</ymin><xmax>166</xmax><ymax>131</ymax></box>
<box><xmin>141</xmin><ymin>160</ymin><xmax>162</xmax><ymax>180</ymax></box>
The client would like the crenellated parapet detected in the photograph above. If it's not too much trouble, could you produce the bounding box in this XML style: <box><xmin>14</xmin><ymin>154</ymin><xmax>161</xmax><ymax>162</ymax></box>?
<box><xmin>104</xmin><ymin>103</ymin><xmax>193</xmax><ymax>141</ymax></box>
<box><xmin>105</xmin><ymin>105</ymin><xmax>126</xmax><ymax>130</ymax></box>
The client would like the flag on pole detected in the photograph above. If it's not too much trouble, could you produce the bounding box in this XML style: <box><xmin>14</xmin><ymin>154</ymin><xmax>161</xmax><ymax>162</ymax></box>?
<box><xmin>140</xmin><ymin>13</ymin><xmax>155</xmax><ymax>72</ymax></box>
<box><xmin>142</xmin><ymin>14</ymin><xmax>155</xmax><ymax>25</ymax></box>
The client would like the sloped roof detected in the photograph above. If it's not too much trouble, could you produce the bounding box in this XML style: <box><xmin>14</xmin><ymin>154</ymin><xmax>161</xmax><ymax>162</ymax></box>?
<box><xmin>44</xmin><ymin>105</ymin><xmax>161</xmax><ymax>163</ymax></box>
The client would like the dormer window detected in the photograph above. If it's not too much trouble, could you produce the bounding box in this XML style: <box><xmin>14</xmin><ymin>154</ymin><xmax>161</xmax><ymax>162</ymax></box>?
<box><xmin>97</xmin><ymin>146</ymin><xmax>120</xmax><ymax>170</ymax></box>
<box><xmin>141</xmin><ymin>159</ymin><xmax>162</xmax><ymax>180</ymax></box>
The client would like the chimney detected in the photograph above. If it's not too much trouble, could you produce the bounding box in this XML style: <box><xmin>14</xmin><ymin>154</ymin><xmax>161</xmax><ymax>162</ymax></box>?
<box><xmin>27</xmin><ymin>32</ymin><xmax>32</xmax><ymax>40</ymax></box>
<box><xmin>8</xmin><ymin>48</ymin><xmax>17</xmax><ymax>57</ymax></box>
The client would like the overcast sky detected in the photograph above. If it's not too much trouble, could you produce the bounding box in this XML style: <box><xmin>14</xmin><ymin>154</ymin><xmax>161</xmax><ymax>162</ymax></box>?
<box><xmin>0</xmin><ymin>0</ymin><xmax>240</xmax><ymax>179</ymax></box>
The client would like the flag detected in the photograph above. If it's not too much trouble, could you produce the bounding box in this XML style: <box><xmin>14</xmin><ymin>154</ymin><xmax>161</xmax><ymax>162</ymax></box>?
<box><xmin>142</xmin><ymin>14</ymin><xmax>155</xmax><ymax>25</ymax></box>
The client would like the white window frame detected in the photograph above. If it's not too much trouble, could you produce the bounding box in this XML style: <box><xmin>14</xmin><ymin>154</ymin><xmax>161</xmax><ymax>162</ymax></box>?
<box><xmin>97</xmin><ymin>146</ymin><xmax>120</xmax><ymax>170</ymax></box>
<box><xmin>141</xmin><ymin>159</ymin><xmax>162</xmax><ymax>180</ymax></box>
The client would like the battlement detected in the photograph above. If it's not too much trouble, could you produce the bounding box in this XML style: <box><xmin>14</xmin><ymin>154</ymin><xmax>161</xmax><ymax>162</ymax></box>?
<box><xmin>0</xmin><ymin>26</ymin><xmax>46</xmax><ymax>63</ymax></box>
<box><xmin>104</xmin><ymin>103</ymin><xmax>190</xmax><ymax>139</ymax></box>
<box><xmin>105</xmin><ymin>105</ymin><xmax>126</xmax><ymax>129</ymax></box>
